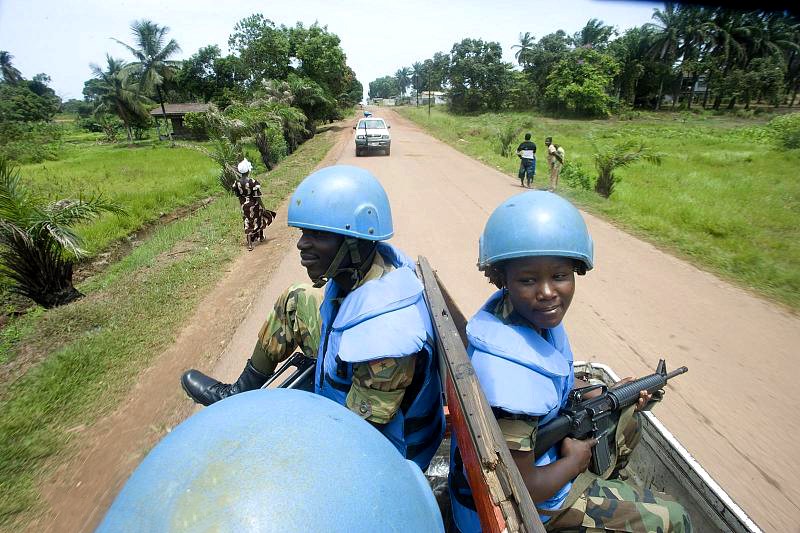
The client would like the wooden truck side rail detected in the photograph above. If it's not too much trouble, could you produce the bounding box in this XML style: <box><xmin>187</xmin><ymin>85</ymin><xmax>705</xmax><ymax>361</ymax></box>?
<box><xmin>418</xmin><ymin>256</ymin><xmax>545</xmax><ymax>533</ymax></box>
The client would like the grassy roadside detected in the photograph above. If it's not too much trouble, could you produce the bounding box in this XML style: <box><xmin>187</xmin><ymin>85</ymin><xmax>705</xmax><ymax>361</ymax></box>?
<box><xmin>0</xmin><ymin>130</ymin><xmax>335</xmax><ymax>527</ymax></box>
<box><xmin>21</xmin><ymin>141</ymin><xmax>219</xmax><ymax>256</ymax></box>
<box><xmin>398</xmin><ymin>106</ymin><xmax>800</xmax><ymax>310</ymax></box>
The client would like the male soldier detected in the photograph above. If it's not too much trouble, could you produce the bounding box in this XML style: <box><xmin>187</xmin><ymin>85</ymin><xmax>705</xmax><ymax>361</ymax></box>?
<box><xmin>516</xmin><ymin>133</ymin><xmax>537</xmax><ymax>188</ymax></box>
<box><xmin>181</xmin><ymin>165</ymin><xmax>445</xmax><ymax>470</ymax></box>
<box><xmin>545</xmin><ymin>136</ymin><xmax>565</xmax><ymax>192</ymax></box>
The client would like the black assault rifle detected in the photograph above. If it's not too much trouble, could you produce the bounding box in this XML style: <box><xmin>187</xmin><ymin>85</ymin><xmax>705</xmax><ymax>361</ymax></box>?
<box><xmin>533</xmin><ymin>359</ymin><xmax>688</xmax><ymax>475</ymax></box>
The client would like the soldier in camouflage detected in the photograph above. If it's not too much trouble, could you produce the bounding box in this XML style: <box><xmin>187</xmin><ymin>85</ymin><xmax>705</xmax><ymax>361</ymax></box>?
<box><xmin>449</xmin><ymin>191</ymin><xmax>691</xmax><ymax>532</ymax></box>
<box><xmin>181</xmin><ymin>165</ymin><xmax>444</xmax><ymax>469</ymax></box>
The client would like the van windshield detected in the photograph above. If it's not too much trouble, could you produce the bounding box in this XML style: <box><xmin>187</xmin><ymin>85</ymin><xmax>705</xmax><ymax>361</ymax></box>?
<box><xmin>359</xmin><ymin>120</ymin><xmax>386</xmax><ymax>129</ymax></box>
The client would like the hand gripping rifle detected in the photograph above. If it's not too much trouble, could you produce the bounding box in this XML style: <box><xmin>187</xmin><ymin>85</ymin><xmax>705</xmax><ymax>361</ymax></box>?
<box><xmin>533</xmin><ymin>359</ymin><xmax>688</xmax><ymax>475</ymax></box>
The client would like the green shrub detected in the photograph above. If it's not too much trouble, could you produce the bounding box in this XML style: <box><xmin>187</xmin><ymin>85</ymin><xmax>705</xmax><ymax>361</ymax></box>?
<box><xmin>767</xmin><ymin>113</ymin><xmax>800</xmax><ymax>149</ymax></box>
<box><xmin>561</xmin><ymin>161</ymin><xmax>593</xmax><ymax>191</ymax></box>
<box><xmin>494</xmin><ymin>123</ymin><xmax>520</xmax><ymax>157</ymax></box>
<box><xmin>183</xmin><ymin>111</ymin><xmax>209</xmax><ymax>137</ymax></box>
<box><xmin>0</xmin><ymin>122</ymin><xmax>63</xmax><ymax>164</ymax></box>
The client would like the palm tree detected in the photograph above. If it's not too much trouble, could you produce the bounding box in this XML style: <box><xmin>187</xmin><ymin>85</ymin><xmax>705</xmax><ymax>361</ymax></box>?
<box><xmin>395</xmin><ymin>67</ymin><xmax>411</xmax><ymax>97</ymax></box>
<box><xmin>0</xmin><ymin>158</ymin><xmax>124</xmax><ymax>307</ymax></box>
<box><xmin>259</xmin><ymin>78</ymin><xmax>294</xmax><ymax>106</ymax></box>
<box><xmin>411</xmin><ymin>62</ymin><xmax>424</xmax><ymax>106</ymax></box>
<box><xmin>672</xmin><ymin>6</ymin><xmax>713</xmax><ymax>108</ymax></box>
<box><xmin>574</xmin><ymin>19</ymin><xmax>616</xmax><ymax>49</ymax></box>
<box><xmin>188</xmin><ymin>104</ymin><xmax>248</xmax><ymax>189</ymax></box>
<box><xmin>114</xmin><ymin>20</ymin><xmax>181</xmax><ymax>140</ymax></box>
<box><xmin>0</xmin><ymin>51</ymin><xmax>23</xmax><ymax>84</ymax></box>
<box><xmin>593</xmin><ymin>140</ymin><xmax>662</xmax><ymax>198</ymax></box>
<box><xmin>646</xmin><ymin>3</ymin><xmax>682</xmax><ymax>110</ymax></box>
<box><xmin>512</xmin><ymin>32</ymin><xmax>535</xmax><ymax>66</ymax></box>
<box><xmin>706</xmin><ymin>9</ymin><xmax>751</xmax><ymax>109</ymax></box>
<box><xmin>89</xmin><ymin>55</ymin><xmax>152</xmax><ymax>142</ymax></box>
<box><xmin>609</xmin><ymin>27</ymin><xmax>653</xmax><ymax>105</ymax></box>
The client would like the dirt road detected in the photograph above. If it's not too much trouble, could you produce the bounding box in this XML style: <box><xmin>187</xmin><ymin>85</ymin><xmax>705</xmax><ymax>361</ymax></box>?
<box><xmin>38</xmin><ymin>110</ymin><xmax>798</xmax><ymax>532</ymax></box>
<box><xmin>214</xmin><ymin>108</ymin><xmax>800</xmax><ymax>531</ymax></box>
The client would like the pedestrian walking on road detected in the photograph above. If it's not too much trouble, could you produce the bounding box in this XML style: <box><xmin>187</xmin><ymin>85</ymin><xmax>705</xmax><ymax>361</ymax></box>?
<box><xmin>232</xmin><ymin>158</ymin><xmax>276</xmax><ymax>251</ymax></box>
<box><xmin>545</xmin><ymin>137</ymin><xmax>565</xmax><ymax>192</ymax></box>
<box><xmin>181</xmin><ymin>165</ymin><xmax>445</xmax><ymax>471</ymax></box>
<box><xmin>449</xmin><ymin>191</ymin><xmax>692</xmax><ymax>533</ymax></box>
<box><xmin>516</xmin><ymin>133</ymin><xmax>537</xmax><ymax>188</ymax></box>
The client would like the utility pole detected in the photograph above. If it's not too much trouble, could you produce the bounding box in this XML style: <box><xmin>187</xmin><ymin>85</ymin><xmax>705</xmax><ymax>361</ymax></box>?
<box><xmin>428</xmin><ymin>74</ymin><xmax>432</xmax><ymax>117</ymax></box>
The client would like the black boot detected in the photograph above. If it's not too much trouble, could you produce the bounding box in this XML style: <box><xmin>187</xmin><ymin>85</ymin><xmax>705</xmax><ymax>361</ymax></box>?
<box><xmin>181</xmin><ymin>359</ymin><xmax>271</xmax><ymax>406</ymax></box>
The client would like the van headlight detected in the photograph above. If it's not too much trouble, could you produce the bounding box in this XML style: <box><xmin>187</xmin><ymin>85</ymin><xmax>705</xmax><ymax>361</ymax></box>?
<box><xmin>382</xmin><ymin>135</ymin><xmax>390</xmax><ymax>140</ymax></box>
<box><xmin>356</xmin><ymin>135</ymin><xmax>365</xmax><ymax>139</ymax></box>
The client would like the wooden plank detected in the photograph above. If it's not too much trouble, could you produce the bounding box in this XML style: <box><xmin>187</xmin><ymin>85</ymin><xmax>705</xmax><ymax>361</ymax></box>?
<box><xmin>418</xmin><ymin>256</ymin><xmax>545</xmax><ymax>533</ymax></box>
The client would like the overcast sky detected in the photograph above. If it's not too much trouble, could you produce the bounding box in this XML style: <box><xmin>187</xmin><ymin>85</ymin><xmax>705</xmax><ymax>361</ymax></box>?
<box><xmin>0</xmin><ymin>0</ymin><xmax>662</xmax><ymax>101</ymax></box>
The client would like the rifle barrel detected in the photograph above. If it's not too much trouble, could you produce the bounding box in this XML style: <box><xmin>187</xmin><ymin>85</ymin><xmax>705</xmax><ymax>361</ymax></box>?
<box><xmin>665</xmin><ymin>366</ymin><xmax>688</xmax><ymax>380</ymax></box>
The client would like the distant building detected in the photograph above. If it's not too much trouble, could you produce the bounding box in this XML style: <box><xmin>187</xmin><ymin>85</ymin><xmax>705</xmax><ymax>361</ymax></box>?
<box><xmin>411</xmin><ymin>90</ymin><xmax>448</xmax><ymax>106</ymax></box>
<box><xmin>150</xmin><ymin>103</ymin><xmax>210</xmax><ymax>139</ymax></box>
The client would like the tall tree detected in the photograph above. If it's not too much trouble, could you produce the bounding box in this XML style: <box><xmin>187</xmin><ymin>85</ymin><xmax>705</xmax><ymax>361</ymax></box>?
<box><xmin>523</xmin><ymin>31</ymin><xmax>571</xmax><ymax>104</ymax></box>
<box><xmin>609</xmin><ymin>27</ymin><xmax>654</xmax><ymax>105</ymax></box>
<box><xmin>674</xmin><ymin>6</ymin><xmax>713</xmax><ymax>108</ymax></box>
<box><xmin>512</xmin><ymin>32</ymin><xmax>535</xmax><ymax>66</ymax></box>
<box><xmin>646</xmin><ymin>3</ymin><xmax>682</xmax><ymax>109</ymax></box>
<box><xmin>89</xmin><ymin>55</ymin><xmax>152</xmax><ymax>142</ymax></box>
<box><xmin>706</xmin><ymin>9</ymin><xmax>751</xmax><ymax>109</ymax></box>
<box><xmin>448</xmin><ymin>39</ymin><xmax>512</xmax><ymax>113</ymax></box>
<box><xmin>411</xmin><ymin>62</ymin><xmax>425</xmax><ymax>105</ymax></box>
<box><xmin>544</xmin><ymin>47</ymin><xmax>620</xmax><ymax>117</ymax></box>
<box><xmin>395</xmin><ymin>67</ymin><xmax>411</xmax><ymax>97</ymax></box>
<box><xmin>573</xmin><ymin>19</ymin><xmax>616</xmax><ymax>50</ymax></box>
<box><xmin>368</xmin><ymin>76</ymin><xmax>399</xmax><ymax>99</ymax></box>
<box><xmin>114</xmin><ymin>19</ymin><xmax>181</xmax><ymax>139</ymax></box>
<box><xmin>288</xmin><ymin>22</ymin><xmax>350</xmax><ymax>100</ymax></box>
<box><xmin>0</xmin><ymin>51</ymin><xmax>23</xmax><ymax>84</ymax></box>
<box><xmin>228</xmin><ymin>15</ymin><xmax>290</xmax><ymax>86</ymax></box>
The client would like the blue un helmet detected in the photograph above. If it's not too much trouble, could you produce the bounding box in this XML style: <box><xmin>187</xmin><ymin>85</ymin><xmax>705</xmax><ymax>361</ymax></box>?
<box><xmin>479</xmin><ymin>191</ymin><xmax>593</xmax><ymax>273</ymax></box>
<box><xmin>98</xmin><ymin>389</ymin><xmax>444</xmax><ymax>533</ymax></box>
<box><xmin>288</xmin><ymin>165</ymin><xmax>393</xmax><ymax>241</ymax></box>
<box><xmin>288</xmin><ymin>165</ymin><xmax>393</xmax><ymax>287</ymax></box>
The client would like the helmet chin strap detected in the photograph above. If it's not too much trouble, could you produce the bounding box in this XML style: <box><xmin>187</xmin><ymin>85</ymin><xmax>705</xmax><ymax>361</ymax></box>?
<box><xmin>311</xmin><ymin>238</ymin><xmax>377</xmax><ymax>289</ymax></box>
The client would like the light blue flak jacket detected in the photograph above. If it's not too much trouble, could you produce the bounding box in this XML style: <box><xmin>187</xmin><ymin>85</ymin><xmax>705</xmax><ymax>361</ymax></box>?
<box><xmin>314</xmin><ymin>242</ymin><xmax>445</xmax><ymax>470</ymax></box>
<box><xmin>450</xmin><ymin>290</ymin><xmax>576</xmax><ymax>532</ymax></box>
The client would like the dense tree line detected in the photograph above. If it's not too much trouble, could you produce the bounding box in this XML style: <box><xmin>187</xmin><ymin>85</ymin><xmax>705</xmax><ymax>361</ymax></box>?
<box><xmin>0</xmin><ymin>52</ymin><xmax>64</xmax><ymax>163</ymax></box>
<box><xmin>69</xmin><ymin>16</ymin><xmax>361</xmax><ymax>149</ymax></box>
<box><xmin>372</xmin><ymin>6</ymin><xmax>800</xmax><ymax>117</ymax></box>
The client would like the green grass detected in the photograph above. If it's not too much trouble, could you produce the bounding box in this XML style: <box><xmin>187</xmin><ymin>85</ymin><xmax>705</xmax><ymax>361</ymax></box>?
<box><xmin>0</xmin><ymin>130</ymin><xmax>335</xmax><ymax>527</ymax></box>
<box><xmin>398</xmin><ymin>107</ymin><xmax>800</xmax><ymax>309</ymax></box>
<box><xmin>20</xmin><ymin>141</ymin><xmax>220</xmax><ymax>255</ymax></box>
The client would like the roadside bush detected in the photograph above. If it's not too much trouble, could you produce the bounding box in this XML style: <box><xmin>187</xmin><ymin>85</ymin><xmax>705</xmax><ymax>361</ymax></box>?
<box><xmin>494</xmin><ymin>123</ymin><xmax>520</xmax><ymax>157</ymax></box>
<box><xmin>561</xmin><ymin>161</ymin><xmax>593</xmax><ymax>191</ymax></box>
<box><xmin>767</xmin><ymin>113</ymin><xmax>800</xmax><ymax>149</ymax></box>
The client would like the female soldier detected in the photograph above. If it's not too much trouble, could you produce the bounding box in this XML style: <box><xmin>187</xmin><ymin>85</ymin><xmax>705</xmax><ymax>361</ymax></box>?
<box><xmin>232</xmin><ymin>158</ymin><xmax>276</xmax><ymax>250</ymax></box>
<box><xmin>449</xmin><ymin>191</ymin><xmax>691</xmax><ymax>532</ymax></box>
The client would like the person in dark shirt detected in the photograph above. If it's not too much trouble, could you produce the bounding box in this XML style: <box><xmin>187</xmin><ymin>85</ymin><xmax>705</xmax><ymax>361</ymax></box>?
<box><xmin>516</xmin><ymin>133</ymin><xmax>537</xmax><ymax>188</ymax></box>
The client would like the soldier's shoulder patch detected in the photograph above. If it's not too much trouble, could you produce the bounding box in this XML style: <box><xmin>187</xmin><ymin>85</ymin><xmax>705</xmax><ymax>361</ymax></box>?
<box><xmin>368</xmin><ymin>358</ymin><xmax>397</xmax><ymax>375</ymax></box>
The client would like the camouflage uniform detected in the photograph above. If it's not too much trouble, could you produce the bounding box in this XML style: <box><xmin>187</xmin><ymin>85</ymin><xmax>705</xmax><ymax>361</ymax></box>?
<box><xmin>249</xmin><ymin>253</ymin><xmax>416</xmax><ymax>425</ymax></box>
<box><xmin>494</xmin><ymin>295</ymin><xmax>691</xmax><ymax>533</ymax></box>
